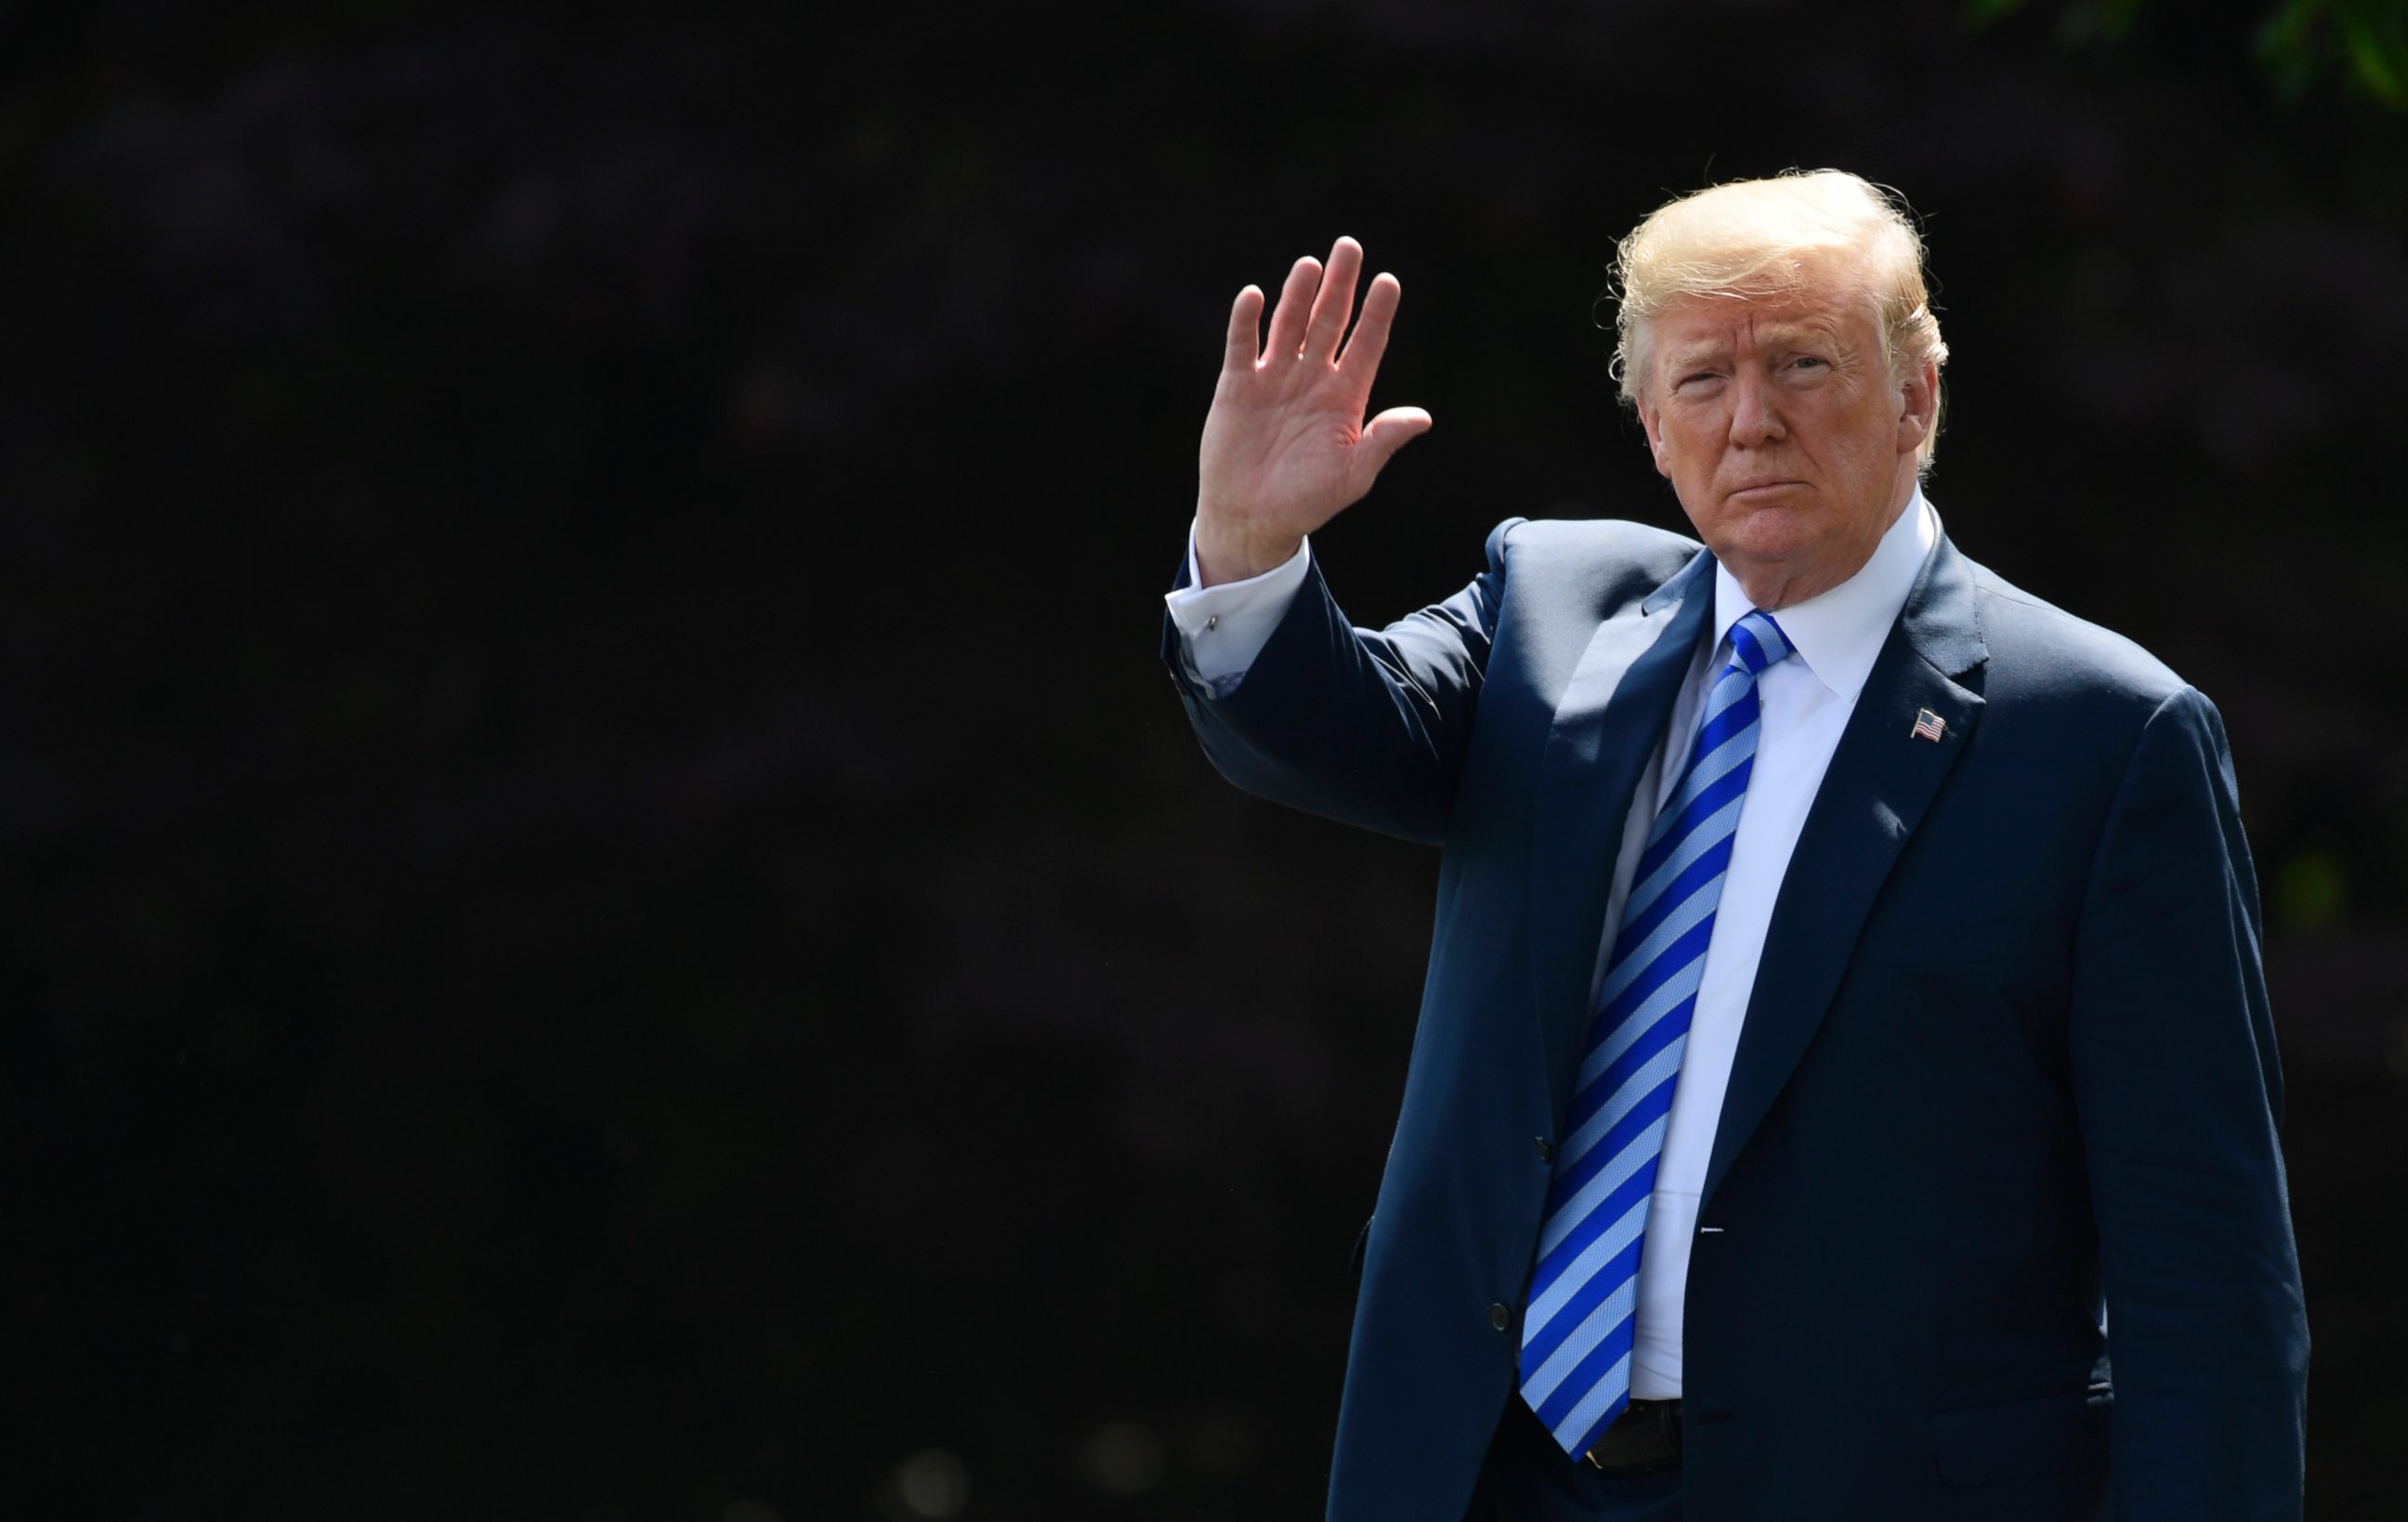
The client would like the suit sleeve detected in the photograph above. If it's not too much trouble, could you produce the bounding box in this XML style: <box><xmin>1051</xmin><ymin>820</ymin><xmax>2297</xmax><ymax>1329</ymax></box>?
<box><xmin>2069</xmin><ymin>686</ymin><xmax>2309</xmax><ymax>1519</ymax></box>
<box><xmin>1160</xmin><ymin>518</ymin><xmax>1524</xmax><ymax>846</ymax></box>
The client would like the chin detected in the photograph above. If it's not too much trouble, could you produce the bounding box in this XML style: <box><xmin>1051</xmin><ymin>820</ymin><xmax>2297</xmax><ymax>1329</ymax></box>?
<box><xmin>1711</xmin><ymin>518</ymin><xmax>1817</xmax><ymax>568</ymax></box>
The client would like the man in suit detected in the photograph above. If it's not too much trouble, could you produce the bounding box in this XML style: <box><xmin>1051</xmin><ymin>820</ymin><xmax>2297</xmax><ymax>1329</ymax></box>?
<box><xmin>1160</xmin><ymin>172</ymin><xmax>2307</xmax><ymax>1521</ymax></box>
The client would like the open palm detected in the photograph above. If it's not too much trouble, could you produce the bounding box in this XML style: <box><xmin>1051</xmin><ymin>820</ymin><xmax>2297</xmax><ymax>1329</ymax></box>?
<box><xmin>1194</xmin><ymin>237</ymin><xmax>1432</xmax><ymax>584</ymax></box>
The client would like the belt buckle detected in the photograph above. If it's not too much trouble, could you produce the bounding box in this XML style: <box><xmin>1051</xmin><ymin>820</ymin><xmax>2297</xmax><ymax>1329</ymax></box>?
<box><xmin>1583</xmin><ymin>1398</ymin><xmax>1681</xmax><ymax>1474</ymax></box>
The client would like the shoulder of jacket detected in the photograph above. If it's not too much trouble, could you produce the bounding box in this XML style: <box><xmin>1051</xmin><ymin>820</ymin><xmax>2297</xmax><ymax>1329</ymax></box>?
<box><xmin>1485</xmin><ymin>515</ymin><xmax>1702</xmax><ymax>576</ymax></box>
<box><xmin>1964</xmin><ymin>557</ymin><xmax>2192</xmax><ymax>713</ymax></box>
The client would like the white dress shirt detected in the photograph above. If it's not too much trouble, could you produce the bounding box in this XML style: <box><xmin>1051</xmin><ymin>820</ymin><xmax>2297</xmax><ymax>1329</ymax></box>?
<box><xmin>1166</xmin><ymin>492</ymin><xmax>1941</xmax><ymax>1397</ymax></box>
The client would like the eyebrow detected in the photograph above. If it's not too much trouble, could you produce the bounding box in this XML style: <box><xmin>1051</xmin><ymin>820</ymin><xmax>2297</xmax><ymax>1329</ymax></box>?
<box><xmin>1665</xmin><ymin>322</ymin><xmax>1845</xmax><ymax>372</ymax></box>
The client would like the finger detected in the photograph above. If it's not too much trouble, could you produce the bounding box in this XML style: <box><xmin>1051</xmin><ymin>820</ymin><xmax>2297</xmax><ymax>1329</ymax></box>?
<box><xmin>1261</xmin><ymin>255</ymin><xmax>1323</xmax><ymax>367</ymax></box>
<box><xmin>1303</xmin><ymin>236</ymin><xmax>1364</xmax><ymax>363</ymax></box>
<box><xmin>1223</xmin><ymin>285</ymin><xmax>1263</xmax><ymax>372</ymax></box>
<box><xmin>1337</xmin><ymin>269</ymin><xmax>1402</xmax><ymax>382</ymax></box>
<box><xmin>1358</xmin><ymin>405</ymin><xmax>1433</xmax><ymax>473</ymax></box>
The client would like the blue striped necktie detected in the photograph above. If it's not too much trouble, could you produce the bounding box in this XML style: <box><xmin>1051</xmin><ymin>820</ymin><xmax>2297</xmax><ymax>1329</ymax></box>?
<box><xmin>1518</xmin><ymin>608</ymin><xmax>1796</xmax><ymax>1458</ymax></box>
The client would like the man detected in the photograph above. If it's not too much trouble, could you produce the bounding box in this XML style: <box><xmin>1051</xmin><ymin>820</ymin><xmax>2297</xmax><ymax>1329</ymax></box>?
<box><xmin>1159</xmin><ymin>172</ymin><xmax>2307</xmax><ymax>1522</ymax></box>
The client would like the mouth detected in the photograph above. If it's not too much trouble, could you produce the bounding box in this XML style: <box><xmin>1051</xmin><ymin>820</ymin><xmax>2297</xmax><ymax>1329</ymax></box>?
<box><xmin>1728</xmin><ymin>479</ymin><xmax>1805</xmax><ymax>501</ymax></box>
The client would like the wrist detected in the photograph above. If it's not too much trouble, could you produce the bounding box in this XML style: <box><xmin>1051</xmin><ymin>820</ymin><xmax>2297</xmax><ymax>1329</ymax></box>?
<box><xmin>1194</xmin><ymin>516</ymin><xmax>1302</xmax><ymax>588</ymax></box>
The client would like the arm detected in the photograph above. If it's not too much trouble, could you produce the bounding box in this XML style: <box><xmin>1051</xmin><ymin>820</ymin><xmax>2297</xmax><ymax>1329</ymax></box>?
<box><xmin>1164</xmin><ymin>518</ymin><xmax>1517</xmax><ymax>846</ymax></box>
<box><xmin>2069</xmin><ymin>687</ymin><xmax>2309</xmax><ymax>1519</ymax></box>
<box><xmin>1164</xmin><ymin>235</ymin><xmax>1483</xmax><ymax>843</ymax></box>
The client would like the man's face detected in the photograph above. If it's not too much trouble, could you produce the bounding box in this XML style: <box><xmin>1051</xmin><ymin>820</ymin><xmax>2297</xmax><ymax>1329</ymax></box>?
<box><xmin>1635</xmin><ymin>266</ymin><xmax>1936</xmax><ymax>610</ymax></box>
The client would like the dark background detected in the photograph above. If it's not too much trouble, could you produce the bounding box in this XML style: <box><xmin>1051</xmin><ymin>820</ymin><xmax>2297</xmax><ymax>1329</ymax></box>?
<box><xmin>8</xmin><ymin>0</ymin><xmax>2405</xmax><ymax>1516</ymax></box>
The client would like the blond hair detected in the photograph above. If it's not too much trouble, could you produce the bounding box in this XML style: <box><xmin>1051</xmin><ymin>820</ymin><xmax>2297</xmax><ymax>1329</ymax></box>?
<box><xmin>1610</xmin><ymin>169</ymin><xmax>1948</xmax><ymax>469</ymax></box>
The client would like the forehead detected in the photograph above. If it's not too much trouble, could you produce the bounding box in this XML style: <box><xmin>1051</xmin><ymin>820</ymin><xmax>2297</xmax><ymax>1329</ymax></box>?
<box><xmin>1648</xmin><ymin>273</ymin><xmax>1877</xmax><ymax>360</ymax></box>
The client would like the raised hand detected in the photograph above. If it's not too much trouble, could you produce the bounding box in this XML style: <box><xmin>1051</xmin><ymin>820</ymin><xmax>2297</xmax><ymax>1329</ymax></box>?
<box><xmin>1194</xmin><ymin>237</ymin><xmax>1433</xmax><ymax>585</ymax></box>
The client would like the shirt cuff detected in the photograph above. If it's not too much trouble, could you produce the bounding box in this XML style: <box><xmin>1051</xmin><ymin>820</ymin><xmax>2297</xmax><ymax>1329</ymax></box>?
<box><xmin>1164</xmin><ymin>521</ymin><xmax>1312</xmax><ymax>696</ymax></box>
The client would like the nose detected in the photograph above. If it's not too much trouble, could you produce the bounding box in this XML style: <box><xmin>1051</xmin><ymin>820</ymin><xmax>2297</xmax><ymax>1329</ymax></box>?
<box><xmin>1728</xmin><ymin>370</ymin><xmax>1786</xmax><ymax>447</ymax></box>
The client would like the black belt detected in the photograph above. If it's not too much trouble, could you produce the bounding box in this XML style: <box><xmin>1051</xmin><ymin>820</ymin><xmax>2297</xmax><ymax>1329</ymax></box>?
<box><xmin>1584</xmin><ymin>1397</ymin><xmax>1682</xmax><ymax>1474</ymax></box>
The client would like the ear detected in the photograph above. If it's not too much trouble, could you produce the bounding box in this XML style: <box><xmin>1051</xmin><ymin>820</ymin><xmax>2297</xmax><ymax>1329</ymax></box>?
<box><xmin>1894</xmin><ymin>359</ymin><xmax>1939</xmax><ymax>455</ymax></box>
<box><xmin>1636</xmin><ymin>395</ymin><xmax>1673</xmax><ymax>479</ymax></box>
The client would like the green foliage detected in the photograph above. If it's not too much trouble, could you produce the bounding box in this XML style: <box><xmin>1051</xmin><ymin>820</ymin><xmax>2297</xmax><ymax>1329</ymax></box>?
<box><xmin>2274</xmin><ymin>850</ymin><xmax>2352</xmax><ymax>930</ymax></box>
<box><xmin>2259</xmin><ymin>0</ymin><xmax>2408</xmax><ymax>105</ymax></box>
<box><xmin>1967</xmin><ymin>0</ymin><xmax>2153</xmax><ymax>40</ymax></box>
<box><xmin>1969</xmin><ymin>0</ymin><xmax>2408</xmax><ymax>108</ymax></box>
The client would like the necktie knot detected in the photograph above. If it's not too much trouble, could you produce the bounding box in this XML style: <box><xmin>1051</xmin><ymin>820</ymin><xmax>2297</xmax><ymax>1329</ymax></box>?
<box><xmin>1728</xmin><ymin>610</ymin><xmax>1794</xmax><ymax>677</ymax></box>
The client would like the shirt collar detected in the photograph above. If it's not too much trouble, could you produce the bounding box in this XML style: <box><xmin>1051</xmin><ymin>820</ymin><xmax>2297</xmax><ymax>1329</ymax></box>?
<box><xmin>1710</xmin><ymin>486</ymin><xmax>1939</xmax><ymax>703</ymax></box>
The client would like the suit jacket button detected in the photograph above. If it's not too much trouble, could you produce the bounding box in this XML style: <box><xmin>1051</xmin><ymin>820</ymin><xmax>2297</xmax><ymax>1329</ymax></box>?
<box><xmin>1490</xmin><ymin>1303</ymin><xmax>1511</xmax><ymax>1332</ymax></box>
<box><xmin>1535</xmin><ymin>1137</ymin><xmax>1553</xmax><ymax>1162</ymax></box>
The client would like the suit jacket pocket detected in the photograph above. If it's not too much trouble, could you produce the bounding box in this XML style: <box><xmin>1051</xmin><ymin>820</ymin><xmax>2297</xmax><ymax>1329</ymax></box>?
<box><xmin>1930</xmin><ymin>1390</ymin><xmax>2110</xmax><ymax>1488</ymax></box>
<box><xmin>1852</xmin><ymin>915</ymin><xmax>2039</xmax><ymax>970</ymax></box>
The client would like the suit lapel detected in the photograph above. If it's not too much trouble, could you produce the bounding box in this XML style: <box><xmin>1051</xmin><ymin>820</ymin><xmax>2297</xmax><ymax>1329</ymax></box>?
<box><xmin>1529</xmin><ymin>551</ymin><xmax>1715</xmax><ymax>1116</ymax></box>
<box><xmin>1699</xmin><ymin>535</ymin><xmax>1991</xmax><ymax>1210</ymax></box>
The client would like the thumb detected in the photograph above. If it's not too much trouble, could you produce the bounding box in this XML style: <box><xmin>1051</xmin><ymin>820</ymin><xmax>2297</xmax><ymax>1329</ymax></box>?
<box><xmin>1359</xmin><ymin>406</ymin><xmax>1433</xmax><ymax>473</ymax></box>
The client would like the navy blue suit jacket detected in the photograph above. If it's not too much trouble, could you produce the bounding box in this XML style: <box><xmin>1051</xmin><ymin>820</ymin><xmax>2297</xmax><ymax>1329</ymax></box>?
<box><xmin>1164</xmin><ymin>517</ymin><xmax>2307</xmax><ymax>1522</ymax></box>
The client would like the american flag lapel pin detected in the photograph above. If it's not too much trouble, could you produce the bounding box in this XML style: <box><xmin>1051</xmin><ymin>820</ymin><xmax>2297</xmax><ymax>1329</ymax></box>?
<box><xmin>1911</xmin><ymin>708</ymin><xmax>1947</xmax><ymax>743</ymax></box>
